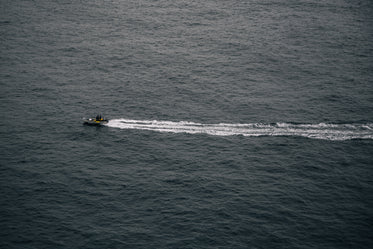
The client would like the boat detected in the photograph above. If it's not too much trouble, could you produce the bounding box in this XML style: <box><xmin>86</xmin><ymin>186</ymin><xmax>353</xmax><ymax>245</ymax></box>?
<box><xmin>83</xmin><ymin>115</ymin><xmax>108</xmax><ymax>126</ymax></box>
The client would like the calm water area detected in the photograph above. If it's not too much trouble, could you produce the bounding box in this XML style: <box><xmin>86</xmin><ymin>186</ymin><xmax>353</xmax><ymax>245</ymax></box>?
<box><xmin>1</xmin><ymin>0</ymin><xmax>373</xmax><ymax>248</ymax></box>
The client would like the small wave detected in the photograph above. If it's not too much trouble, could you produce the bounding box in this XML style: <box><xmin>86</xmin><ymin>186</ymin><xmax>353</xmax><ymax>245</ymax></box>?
<box><xmin>105</xmin><ymin>119</ymin><xmax>373</xmax><ymax>141</ymax></box>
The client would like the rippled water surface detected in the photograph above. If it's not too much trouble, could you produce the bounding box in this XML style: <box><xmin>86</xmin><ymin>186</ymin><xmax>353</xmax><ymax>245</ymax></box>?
<box><xmin>1</xmin><ymin>0</ymin><xmax>373</xmax><ymax>248</ymax></box>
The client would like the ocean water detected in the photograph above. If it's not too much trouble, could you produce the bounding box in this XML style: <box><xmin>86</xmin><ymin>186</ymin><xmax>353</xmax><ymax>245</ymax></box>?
<box><xmin>1</xmin><ymin>0</ymin><xmax>373</xmax><ymax>248</ymax></box>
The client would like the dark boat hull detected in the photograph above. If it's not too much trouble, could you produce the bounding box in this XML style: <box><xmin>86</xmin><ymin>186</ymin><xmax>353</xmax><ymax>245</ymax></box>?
<box><xmin>83</xmin><ymin>118</ymin><xmax>108</xmax><ymax>126</ymax></box>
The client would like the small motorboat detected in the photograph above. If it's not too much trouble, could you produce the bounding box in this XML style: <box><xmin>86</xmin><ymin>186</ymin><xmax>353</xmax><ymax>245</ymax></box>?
<box><xmin>83</xmin><ymin>115</ymin><xmax>108</xmax><ymax>126</ymax></box>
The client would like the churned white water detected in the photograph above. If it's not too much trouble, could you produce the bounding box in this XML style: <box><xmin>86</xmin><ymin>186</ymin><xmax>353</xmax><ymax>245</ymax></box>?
<box><xmin>106</xmin><ymin>119</ymin><xmax>373</xmax><ymax>141</ymax></box>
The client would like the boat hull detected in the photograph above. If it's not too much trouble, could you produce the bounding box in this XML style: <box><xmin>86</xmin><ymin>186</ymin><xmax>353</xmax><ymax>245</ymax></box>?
<box><xmin>83</xmin><ymin>119</ymin><xmax>108</xmax><ymax>126</ymax></box>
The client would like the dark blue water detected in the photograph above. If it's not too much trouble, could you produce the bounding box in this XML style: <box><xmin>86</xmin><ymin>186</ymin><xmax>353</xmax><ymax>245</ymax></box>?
<box><xmin>1</xmin><ymin>0</ymin><xmax>373</xmax><ymax>248</ymax></box>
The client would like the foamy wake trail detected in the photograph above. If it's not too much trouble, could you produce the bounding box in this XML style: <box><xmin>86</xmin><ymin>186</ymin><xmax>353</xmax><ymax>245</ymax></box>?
<box><xmin>105</xmin><ymin>119</ymin><xmax>373</xmax><ymax>141</ymax></box>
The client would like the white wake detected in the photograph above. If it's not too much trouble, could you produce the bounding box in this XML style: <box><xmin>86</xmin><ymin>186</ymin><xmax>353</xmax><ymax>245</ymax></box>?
<box><xmin>105</xmin><ymin>119</ymin><xmax>373</xmax><ymax>141</ymax></box>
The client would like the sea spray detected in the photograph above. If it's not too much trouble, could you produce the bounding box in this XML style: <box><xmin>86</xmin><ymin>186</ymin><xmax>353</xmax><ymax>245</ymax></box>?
<box><xmin>105</xmin><ymin>119</ymin><xmax>373</xmax><ymax>141</ymax></box>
